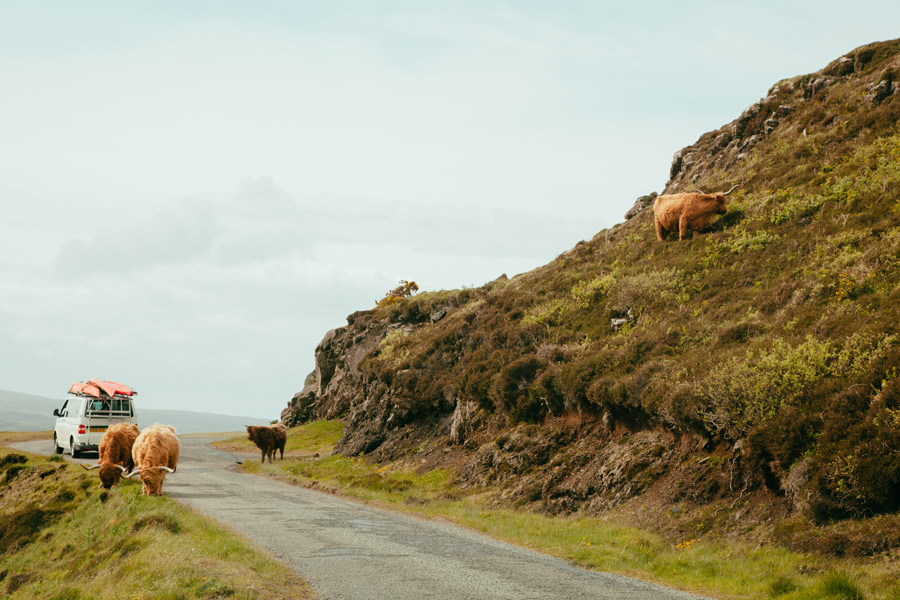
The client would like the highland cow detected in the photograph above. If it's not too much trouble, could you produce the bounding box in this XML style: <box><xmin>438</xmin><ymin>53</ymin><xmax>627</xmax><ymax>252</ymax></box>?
<box><xmin>246</xmin><ymin>423</ymin><xmax>287</xmax><ymax>463</ymax></box>
<box><xmin>125</xmin><ymin>424</ymin><xmax>180</xmax><ymax>496</ymax></box>
<box><xmin>82</xmin><ymin>422</ymin><xmax>139</xmax><ymax>489</ymax></box>
<box><xmin>654</xmin><ymin>184</ymin><xmax>738</xmax><ymax>241</ymax></box>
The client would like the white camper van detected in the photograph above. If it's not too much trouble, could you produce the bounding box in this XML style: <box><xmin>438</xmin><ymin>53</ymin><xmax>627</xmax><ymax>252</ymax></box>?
<box><xmin>53</xmin><ymin>379</ymin><xmax>138</xmax><ymax>457</ymax></box>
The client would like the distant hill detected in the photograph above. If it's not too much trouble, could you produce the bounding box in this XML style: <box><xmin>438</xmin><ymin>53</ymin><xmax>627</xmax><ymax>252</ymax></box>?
<box><xmin>0</xmin><ymin>389</ymin><xmax>270</xmax><ymax>434</ymax></box>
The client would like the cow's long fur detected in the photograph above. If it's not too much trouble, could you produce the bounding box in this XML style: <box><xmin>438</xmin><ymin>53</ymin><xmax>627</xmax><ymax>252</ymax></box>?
<box><xmin>654</xmin><ymin>192</ymin><xmax>728</xmax><ymax>241</ymax></box>
<box><xmin>95</xmin><ymin>422</ymin><xmax>139</xmax><ymax>489</ymax></box>
<box><xmin>247</xmin><ymin>424</ymin><xmax>287</xmax><ymax>463</ymax></box>
<box><xmin>131</xmin><ymin>424</ymin><xmax>180</xmax><ymax>496</ymax></box>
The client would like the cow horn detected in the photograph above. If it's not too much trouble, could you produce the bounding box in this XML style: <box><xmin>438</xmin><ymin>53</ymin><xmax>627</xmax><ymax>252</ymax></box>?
<box><xmin>124</xmin><ymin>470</ymin><xmax>142</xmax><ymax>479</ymax></box>
<box><xmin>81</xmin><ymin>464</ymin><xmax>102</xmax><ymax>470</ymax></box>
<box><xmin>689</xmin><ymin>189</ymin><xmax>706</xmax><ymax>194</ymax></box>
<box><xmin>115</xmin><ymin>464</ymin><xmax>128</xmax><ymax>472</ymax></box>
<box><xmin>158</xmin><ymin>466</ymin><xmax>175</xmax><ymax>473</ymax></box>
<box><xmin>722</xmin><ymin>184</ymin><xmax>740</xmax><ymax>195</ymax></box>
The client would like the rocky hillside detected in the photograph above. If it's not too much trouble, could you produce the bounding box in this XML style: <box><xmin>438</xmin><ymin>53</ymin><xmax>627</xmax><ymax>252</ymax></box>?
<box><xmin>283</xmin><ymin>39</ymin><xmax>900</xmax><ymax>553</ymax></box>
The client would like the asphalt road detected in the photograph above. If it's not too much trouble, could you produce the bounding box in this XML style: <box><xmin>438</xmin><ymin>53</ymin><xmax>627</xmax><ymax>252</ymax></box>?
<box><xmin>14</xmin><ymin>436</ymin><xmax>709</xmax><ymax>600</ymax></box>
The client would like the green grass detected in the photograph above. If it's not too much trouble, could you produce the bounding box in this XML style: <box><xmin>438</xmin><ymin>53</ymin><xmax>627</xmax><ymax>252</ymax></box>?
<box><xmin>0</xmin><ymin>447</ymin><xmax>315</xmax><ymax>600</ymax></box>
<box><xmin>240</xmin><ymin>420</ymin><xmax>900</xmax><ymax>600</ymax></box>
<box><xmin>211</xmin><ymin>420</ymin><xmax>344</xmax><ymax>457</ymax></box>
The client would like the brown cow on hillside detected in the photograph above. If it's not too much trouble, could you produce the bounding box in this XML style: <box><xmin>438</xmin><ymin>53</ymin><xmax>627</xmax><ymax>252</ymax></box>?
<box><xmin>82</xmin><ymin>422</ymin><xmax>139</xmax><ymax>489</ymax></box>
<box><xmin>246</xmin><ymin>423</ymin><xmax>287</xmax><ymax>463</ymax></box>
<box><xmin>125</xmin><ymin>424</ymin><xmax>180</xmax><ymax>495</ymax></box>
<box><xmin>654</xmin><ymin>185</ymin><xmax>738</xmax><ymax>241</ymax></box>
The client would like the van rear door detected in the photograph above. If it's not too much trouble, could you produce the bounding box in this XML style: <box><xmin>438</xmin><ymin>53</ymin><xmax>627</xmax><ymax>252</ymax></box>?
<box><xmin>84</xmin><ymin>395</ymin><xmax>135</xmax><ymax>444</ymax></box>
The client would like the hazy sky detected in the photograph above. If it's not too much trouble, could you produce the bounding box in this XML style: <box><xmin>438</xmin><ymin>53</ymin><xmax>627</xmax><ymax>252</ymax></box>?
<box><xmin>2</xmin><ymin>2</ymin><xmax>898</xmax><ymax>419</ymax></box>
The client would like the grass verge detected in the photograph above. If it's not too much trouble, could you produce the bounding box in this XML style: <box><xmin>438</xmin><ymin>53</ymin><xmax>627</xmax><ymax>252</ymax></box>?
<box><xmin>0</xmin><ymin>430</ymin><xmax>53</xmax><ymax>445</ymax></box>
<box><xmin>241</xmin><ymin>421</ymin><xmax>900</xmax><ymax>600</ymax></box>
<box><xmin>0</xmin><ymin>446</ymin><xmax>316</xmax><ymax>600</ymax></box>
<box><xmin>212</xmin><ymin>420</ymin><xmax>343</xmax><ymax>457</ymax></box>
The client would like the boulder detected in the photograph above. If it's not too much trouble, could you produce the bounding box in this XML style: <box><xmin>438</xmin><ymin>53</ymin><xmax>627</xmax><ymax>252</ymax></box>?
<box><xmin>865</xmin><ymin>78</ymin><xmax>895</xmax><ymax>105</ymax></box>
<box><xmin>624</xmin><ymin>192</ymin><xmax>657</xmax><ymax>220</ymax></box>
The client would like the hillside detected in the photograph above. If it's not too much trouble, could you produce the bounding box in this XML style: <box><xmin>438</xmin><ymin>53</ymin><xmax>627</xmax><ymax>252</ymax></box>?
<box><xmin>0</xmin><ymin>446</ymin><xmax>313</xmax><ymax>598</ymax></box>
<box><xmin>282</xmin><ymin>39</ymin><xmax>900</xmax><ymax>555</ymax></box>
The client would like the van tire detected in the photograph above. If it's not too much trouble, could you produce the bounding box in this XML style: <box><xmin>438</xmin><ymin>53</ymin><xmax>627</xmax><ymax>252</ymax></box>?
<box><xmin>70</xmin><ymin>438</ymin><xmax>81</xmax><ymax>459</ymax></box>
<box><xmin>53</xmin><ymin>433</ymin><xmax>63</xmax><ymax>454</ymax></box>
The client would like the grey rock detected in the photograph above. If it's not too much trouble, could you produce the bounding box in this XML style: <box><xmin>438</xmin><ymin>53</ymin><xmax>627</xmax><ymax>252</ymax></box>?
<box><xmin>764</xmin><ymin>118</ymin><xmax>780</xmax><ymax>133</ymax></box>
<box><xmin>865</xmin><ymin>78</ymin><xmax>895</xmax><ymax>105</ymax></box>
<box><xmin>430</xmin><ymin>307</ymin><xmax>448</xmax><ymax>323</ymax></box>
<box><xmin>610</xmin><ymin>308</ymin><xmax>635</xmax><ymax>332</ymax></box>
<box><xmin>827</xmin><ymin>56</ymin><xmax>855</xmax><ymax>76</ymax></box>
<box><xmin>775</xmin><ymin>105</ymin><xmax>793</xmax><ymax>118</ymax></box>
<box><xmin>804</xmin><ymin>76</ymin><xmax>835</xmax><ymax>99</ymax></box>
<box><xmin>713</xmin><ymin>132</ymin><xmax>732</xmax><ymax>148</ymax></box>
<box><xmin>669</xmin><ymin>150</ymin><xmax>684</xmax><ymax>179</ymax></box>
<box><xmin>734</xmin><ymin>101</ymin><xmax>761</xmax><ymax>136</ymax></box>
<box><xmin>449</xmin><ymin>399</ymin><xmax>477</xmax><ymax>444</ymax></box>
<box><xmin>624</xmin><ymin>192</ymin><xmax>658</xmax><ymax>220</ymax></box>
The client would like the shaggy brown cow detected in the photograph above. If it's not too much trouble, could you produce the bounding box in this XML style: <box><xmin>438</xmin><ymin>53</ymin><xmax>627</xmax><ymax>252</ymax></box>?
<box><xmin>82</xmin><ymin>422</ymin><xmax>139</xmax><ymax>489</ymax></box>
<box><xmin>653</xmin><ymin>184</ymin><xmax>738</xmax><ymax>241</ymax></box>
<box><xmin>125</xmin><ymin>424</ymin><xmax>180</xmax><ymax>496</ymax></box>
<box><xmin>246</xmin><ymin>423</ymin><xmax>287</xmax><ymax>463</ymax></box>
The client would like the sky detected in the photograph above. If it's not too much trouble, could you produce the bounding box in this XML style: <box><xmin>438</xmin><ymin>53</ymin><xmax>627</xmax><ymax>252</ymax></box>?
<box><xmin>2</xmin><ymin>2</ymin><xmax>899</xmax><ymax>420</ymax></box>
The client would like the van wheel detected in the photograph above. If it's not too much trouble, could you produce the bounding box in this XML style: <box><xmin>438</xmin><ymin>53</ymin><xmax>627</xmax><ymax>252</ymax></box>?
<box><xmin>70</xmin><ymin>438</ymin><xmax>81</xmax><ymax>459</ymax></box>
<box><xmin>53</xmin><ymin>433</ymin><xmax>63</xmax><ymax>454</ymax></box>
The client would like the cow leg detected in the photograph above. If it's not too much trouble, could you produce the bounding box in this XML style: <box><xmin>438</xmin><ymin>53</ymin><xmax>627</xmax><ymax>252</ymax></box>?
<box><xmin>260</xmin><ymin>448</ymin><xmax>266</xmax><ymax>463</ymax></box>
<box><xmin>679</xmin><ymin>216</ymin><xmax>689</xmax><ymax>240</ymax></box>
<box><xmin>655</xmin><ymin>220</ymin><xmax>667</xmax><ymax>241</ymax></box>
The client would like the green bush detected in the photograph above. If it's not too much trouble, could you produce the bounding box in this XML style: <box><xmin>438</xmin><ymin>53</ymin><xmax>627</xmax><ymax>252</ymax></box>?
<box><xmin>701</xmin><ymin>336</ymin><xmax>832</xmax><ymax>438</ymax></box>
<box><xmin>607</xmin><ymin>269</ymin><xmax>688</xmax><ymax>314</ymax></box>
<box><xmin>489</xmin><ymin>356</ymin><xmax>549</xmax><ymax>422</ymax></box>
<box><xmin>571</xmin><ymin>271</ymin><xmax>617</xmax><ymax>309</ymax></box>
<box><xmin>815</xmin><ymin>378</ymin><xmax>900</xmax><ymax>517</ymax></box>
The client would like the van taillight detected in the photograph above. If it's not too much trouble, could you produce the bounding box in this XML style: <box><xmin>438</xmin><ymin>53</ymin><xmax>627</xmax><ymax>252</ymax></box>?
<box><xmin>78</xmin><ymin>425</ymin><xmax>86</xmax><ymax>434</ymax></box>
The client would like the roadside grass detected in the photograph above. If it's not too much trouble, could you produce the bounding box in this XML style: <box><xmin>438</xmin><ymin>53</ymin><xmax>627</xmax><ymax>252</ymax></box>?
<box><xmin>212</xmin><ymin>420</ymin><xmax>344</xmax><ymax>457</ymax></box>
<box><xmin>0</xmin><ymin>430</ymin><xmax>53</xmax><ymax>445</ymax></box>
<box><xmin>242</xmin><ymin>421</ymin><xmax>900</xmax><ymax>600</ymax></box>
<box><xmin>0</xmin><ymin>447</ymin><xmax>316</xmax><ymax>600</ymax></box>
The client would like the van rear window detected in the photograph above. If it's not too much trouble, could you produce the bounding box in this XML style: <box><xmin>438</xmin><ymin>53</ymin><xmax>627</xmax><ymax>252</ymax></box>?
<box><xmin>85</xmin><ymin>397</ymin><xmax>132</xmax><ymax>417</ymax></box>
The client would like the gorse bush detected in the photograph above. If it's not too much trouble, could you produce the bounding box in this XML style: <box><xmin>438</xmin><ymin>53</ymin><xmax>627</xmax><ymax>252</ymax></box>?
<box><xmin>376</xmin><ymin>280</ymin><xmax>419</xmax><ymax>308</ymax></box>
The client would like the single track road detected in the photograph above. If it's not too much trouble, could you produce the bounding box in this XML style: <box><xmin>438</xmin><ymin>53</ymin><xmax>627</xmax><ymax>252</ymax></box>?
<box><xmin>13</xmin><ymin>435</ymin><xmax>710</xmax><ymax>600</ymax></box>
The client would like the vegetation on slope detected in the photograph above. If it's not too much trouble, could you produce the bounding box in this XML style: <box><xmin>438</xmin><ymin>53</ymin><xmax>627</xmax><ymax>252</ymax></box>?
<box><xmin>0</xmin><ymin>447</ymin><xmax>314</xmax><ymax>600</ymax></box>
<box><xmin>351</xmin><ymin>40</ymin><xmax>900</xmax><ymax>512</ymax></box>
<box><xmin>240</xmin><ymin>421</ymin><xmax>900</xmax><ymax>599</ymax></box>
<box><xmin>280</xmin><ymin>39</ymin><xmax>900</xmax><ymax>563</ymax></box>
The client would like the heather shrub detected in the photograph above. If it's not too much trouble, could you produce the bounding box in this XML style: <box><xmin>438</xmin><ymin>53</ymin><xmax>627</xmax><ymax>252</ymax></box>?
<box><xmin>489</xmin><ymin>356</ymin><xmax>548</xmax><ymax>422</ymax></box>
<box><xmin>607</xmin><ymin>269</ymin><xmax>687</xmax><ymax>314</ymax></box>
<box><xmin>815</xmin><ymin>378</ymin><xmax>900</xmax><ymax>516</ymax></box>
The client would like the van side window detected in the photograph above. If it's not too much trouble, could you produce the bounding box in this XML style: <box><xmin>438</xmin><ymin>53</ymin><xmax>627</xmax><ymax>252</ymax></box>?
<box><xmin>59</xmin><ymin>400</ymin><xmax>68</xmax><ymax>417</ymax></box>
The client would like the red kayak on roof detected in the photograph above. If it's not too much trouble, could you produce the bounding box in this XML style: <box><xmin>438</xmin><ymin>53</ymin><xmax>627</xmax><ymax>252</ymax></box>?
<box><xmin>69</xmin><ymin>379</ymin><xmax>135</xmax><ymax>397</ymax></box>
